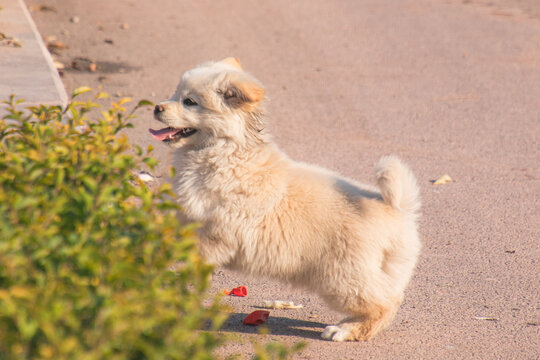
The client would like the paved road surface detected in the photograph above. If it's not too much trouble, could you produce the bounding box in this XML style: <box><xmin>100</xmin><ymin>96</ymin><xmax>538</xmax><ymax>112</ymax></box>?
<box><xmin>29</xmin><ymin>0</ymin><xmax>539</xmax><ymax>358</ymax></box>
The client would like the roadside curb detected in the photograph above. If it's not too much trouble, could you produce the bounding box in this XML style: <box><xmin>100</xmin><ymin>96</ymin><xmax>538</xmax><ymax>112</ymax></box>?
<box><xmin>0</xmin><ymin>0</ymin><xmax>67</xmax><ymax>112</ymax></box>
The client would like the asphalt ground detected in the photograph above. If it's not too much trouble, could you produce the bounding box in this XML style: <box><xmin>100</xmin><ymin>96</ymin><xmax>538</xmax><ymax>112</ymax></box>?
<box><xmin>28</xmin><ymin>1</ymin><xmax>539</xmax><ymax>358</ymax></box>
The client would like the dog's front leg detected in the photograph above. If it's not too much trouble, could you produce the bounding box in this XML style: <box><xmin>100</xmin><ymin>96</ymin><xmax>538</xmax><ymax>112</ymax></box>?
<box><xmin>197</xmin><ymin>233</ymin><xmax>237</xmax><ymax>267</ymax></box>
<box><xmin>167</xmin><ymin>234</ymin><xmax>233</xmax><ymax>271</ymax></box>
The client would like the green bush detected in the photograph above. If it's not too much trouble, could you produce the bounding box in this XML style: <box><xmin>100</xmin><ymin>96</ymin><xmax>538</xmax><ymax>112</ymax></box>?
<box><xmin>0</xmin><ymin>90</ymin><xmax>304</xmax><ymax>360</ymax></box>
<box><xmin>0</xmin><ymin>89</ymin><xmax>225</xmax><ymax>359</ymax></box>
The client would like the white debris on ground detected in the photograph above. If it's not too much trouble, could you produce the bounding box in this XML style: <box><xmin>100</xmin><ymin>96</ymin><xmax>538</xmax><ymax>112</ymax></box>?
<box><xmin>138</xmin><ymin>171</ymin><xmax>156</xmax><ymax>182</ymax></box>
<box><xmin>262</xmin><ymin>300</ymin><xmax>303</xmax><ymax>309</ymax></box>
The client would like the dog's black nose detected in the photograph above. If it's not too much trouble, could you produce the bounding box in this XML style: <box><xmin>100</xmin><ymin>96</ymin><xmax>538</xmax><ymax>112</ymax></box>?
<box><xmin>154</xmin><ymin>104</ymin><xmax>165</xmax><ymax>114</ymax></box>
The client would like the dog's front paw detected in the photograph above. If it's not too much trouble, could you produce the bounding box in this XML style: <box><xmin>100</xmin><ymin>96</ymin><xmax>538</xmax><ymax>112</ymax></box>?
<box><xmin>321</xmin><ymin>325</ymin><xmax>355</xmax><ymax>342</ymax></box>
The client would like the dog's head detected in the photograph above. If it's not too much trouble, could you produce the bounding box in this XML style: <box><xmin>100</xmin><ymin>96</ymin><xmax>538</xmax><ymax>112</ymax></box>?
<box><xmin>149</xmin><ymin>58</ymin><xmax>266</xmax><ymax>149</ymax></box>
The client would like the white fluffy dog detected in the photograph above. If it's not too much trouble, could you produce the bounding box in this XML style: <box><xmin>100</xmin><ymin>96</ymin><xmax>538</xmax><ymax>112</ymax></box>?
<box><xmin>149</xmin><ymin>58</ymin><xmax>421</xmax><ymax>341</ymax></box>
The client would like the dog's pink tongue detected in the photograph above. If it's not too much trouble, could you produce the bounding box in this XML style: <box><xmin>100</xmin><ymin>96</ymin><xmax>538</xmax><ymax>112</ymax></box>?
<box><xmin>148</xmin><ymin>127</ymin><xmax>178</xmax><ymax>141</ymax></box>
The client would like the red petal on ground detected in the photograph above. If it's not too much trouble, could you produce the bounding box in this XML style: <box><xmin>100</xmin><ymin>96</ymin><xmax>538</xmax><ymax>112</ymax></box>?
<box><xmin>224</xmin><ymin>285</ymin><xmax>248</xmax><ymax>297</ymax></box>
<box><xmin>243</xmin><ymin>310</ymin><xmax>270</xmax><ymax>326</ymax></box>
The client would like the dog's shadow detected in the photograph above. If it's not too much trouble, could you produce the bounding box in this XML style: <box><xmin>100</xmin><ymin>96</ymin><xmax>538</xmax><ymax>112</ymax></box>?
<box><xmin>217</xmin><ymin>312</ymin><xmax>327</xmax><ymax>340</ymax></box>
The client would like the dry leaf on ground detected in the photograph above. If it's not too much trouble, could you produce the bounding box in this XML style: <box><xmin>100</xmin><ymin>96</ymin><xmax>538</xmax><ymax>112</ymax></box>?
<box><xmin>474</xmin><ymin>316</ymin><xmax>498</xmax><ymax>321</ymax></box>
<box><xmin>46</xmin><ymin>40</ymin><xmax>68</xmax><ymax>54</ymax></box>
<box><xmin>29</xmin><ymin>4</ymin><xmax>56</xmax><ymax>12</ymax></box>
<box><xmin>433</xmin><ymin>174</ymin><xmax>452</xmax><ymax>185</ymax></box>
<box><xmin>0</xmin><ymin>33</ymin><xmax>22</xmax><ymax>48</ymax></box>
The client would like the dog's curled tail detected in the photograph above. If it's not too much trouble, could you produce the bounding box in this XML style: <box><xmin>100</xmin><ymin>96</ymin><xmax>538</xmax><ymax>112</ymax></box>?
<box><xmin>376</xmin><ymin>155</ymin><xmax>420</xmax><ymax>218</ymax></box>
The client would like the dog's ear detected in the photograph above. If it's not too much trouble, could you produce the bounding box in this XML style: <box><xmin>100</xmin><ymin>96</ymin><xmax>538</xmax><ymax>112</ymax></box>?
<box><xmin>220</xmin><ymin>57</ymin><xmax>243</xmax><ymax>70</ymax></box>
<box><xmin>222</xmin><ymin>75</ymin><xmax>265</xmax><ymax>109</ymax></box>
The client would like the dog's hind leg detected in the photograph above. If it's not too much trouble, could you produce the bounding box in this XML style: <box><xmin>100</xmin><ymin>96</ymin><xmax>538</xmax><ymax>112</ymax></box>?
<box><xmin>321</xmin><ymin>295</ymin><xmax>403</xmax><ymax>342</ymax></box>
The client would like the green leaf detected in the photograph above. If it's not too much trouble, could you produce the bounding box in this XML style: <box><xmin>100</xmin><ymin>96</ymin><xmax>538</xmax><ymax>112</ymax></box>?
<box><xmin>56</xmin><ymin>168</ymin><xmax>65</xmax><ymax>187</ymax></box>
<box><xmin>13</xmin><ymin>197</ymin><xmax>39</xmax><ymax>210</ymax></box>
<box><xmin>142</xmin><ymin>157</ymin><xmax>158</xmax><ymax>169</ymax></box>
<box><xmin>29</xmin><ymin>168</ymin><xmax>45</xmax><ymax>181</ymax></box>
<box><xmin>117</xmin><ymin>98</ymin><xmax>132</xmax><ymax>106</ymax></box>
<box><xmin>169</xmin><ymin>166</ymin><xmax>176</xmax><ymax>179</ymax></box>
<box><xmin>72</xmin><ymin>86</ymin><xmax>92</xmax><ymax>98</ymax></box>
<box><xmin>136</xmin><ymin>99</ymin><xmax>154</xmax><ymax>108</ymax></box>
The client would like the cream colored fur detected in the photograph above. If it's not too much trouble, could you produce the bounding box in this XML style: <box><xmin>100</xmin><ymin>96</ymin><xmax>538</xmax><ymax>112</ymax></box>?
<box><xmin>151</xmin><ymin>58</ymin><xmax>421</xmax><ymax>341</ymax></box>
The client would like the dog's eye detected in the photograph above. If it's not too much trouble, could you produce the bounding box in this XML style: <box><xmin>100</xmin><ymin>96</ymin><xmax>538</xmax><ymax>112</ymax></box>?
<box><xmin>183</xmin><ymin>98</ymin><xmax>198</xmax><ymax>107</ymax></box>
